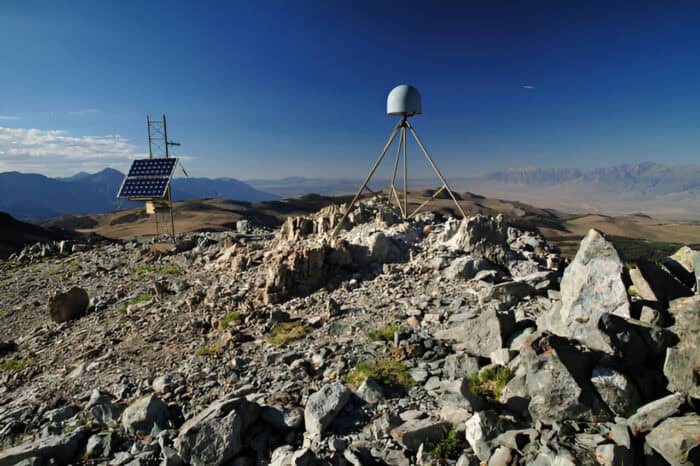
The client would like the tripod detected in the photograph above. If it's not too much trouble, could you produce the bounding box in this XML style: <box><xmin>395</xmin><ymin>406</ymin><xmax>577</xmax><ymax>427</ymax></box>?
<box><xmin>332</xmin><ymin>116</ymin><xmax>466</xmax><ymax>236</ymax></box>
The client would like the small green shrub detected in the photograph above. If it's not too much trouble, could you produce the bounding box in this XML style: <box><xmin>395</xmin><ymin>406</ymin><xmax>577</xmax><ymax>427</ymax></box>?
<box><xmin>1</xmin><ymin>358</ymin><xmax>31</xmax><ymax>373</ymax></box>
<box><xmin>367</xmin><ymin>323</ymin><xmax>401</xmax><ymax>342</ymax></box>
<box><xmin>627</xmin><ymin>287</ymin><xmax>638</xmax><ymax>297</ymax></box>
<box><xmin>221</xmin><ymin>311</ymin><xmax>241</xmax><ymax>329</ymax></box>
<box><xmin>196</xmin><ymin>344</ymin><xmax>223</xmax><ymax>357</ymax></box>
<box><xmin>119</xmin><ymin>294</ymin><xmax>152</xmax><ymax>315</ymax></box>
<box><xmin>467</xmin><ymin>365</ymin><xmax>513</xmax><ymax>402</ymax></box>
<box><xmin>345</xmin><ymin>358</ymin><xmax>413</xmax><ymax>390</ymax></box>
<box><xmin>426</xmin><ymin>425</ymin><xmax>462</xmax><ymax>460</ymax></box>
<box><xmin>267</xmin><ymin>322</ymin><xmax>306</xmax><ymax>345</ymax></box>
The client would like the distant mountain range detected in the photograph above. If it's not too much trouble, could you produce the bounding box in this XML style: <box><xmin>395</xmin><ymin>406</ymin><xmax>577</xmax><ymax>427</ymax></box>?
<box><xmin>245</xmin><ymin>162</ymin><xmax>700</xmax><ymax>221</ymax></box>
<box><xmin>0</xmin><ymin>168</ymin><xmax>279</xmax><ymax>221</ymax></box>
<box><xmin>479</xmin><ymin>162</ymin><xmax>700</xmax><ymax>194</ymax></box>
<box><xmin>2</xmin><ymin>162</ymin><xmax>699</xmax><ymax>222</ymax></box>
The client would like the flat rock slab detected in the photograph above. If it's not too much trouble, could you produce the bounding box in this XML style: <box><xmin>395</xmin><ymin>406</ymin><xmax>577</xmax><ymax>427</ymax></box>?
<box><xmin>645</xmin><ymin>414</ymin><xmax>700</xmax><ymax>466</ymax></box>
<box><xmin>664</xmin><ymin>295</ymin><xmax>700</xmax><ymax>397</ymax></box>
<box><xmin>435</xmin><ymin>307</ymin><xmax>515</xmax><ymax>358</ymax></box>
<box><xmin>390</xmin><ymin>418</ymin><xmax>450</xmax><ymax>452</ymax></box>
<box><xmin>627</xmin><ymin>392</ymin><xmax>685</xmax><ymax>434</ymax></box>
<box><xmin>0</xmin><ymin>427</ymin><xmax>88</xmax><ymax>466</ymax></box>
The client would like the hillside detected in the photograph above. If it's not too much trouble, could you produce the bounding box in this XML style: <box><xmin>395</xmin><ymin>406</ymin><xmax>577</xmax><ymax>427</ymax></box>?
<box><xmin>1</xmin><ymin>199</ymin><xmax>698</xmax><ymax>465</ymax></box>
<box><xmin>40</xmin><ymin>189</ymin><xmax>700</xmax><ymax>263</ymax></box>
<box><xmin>0</xmin><ymin>211</ymin><xmax>82</xmax><ymax>259</ymax></box>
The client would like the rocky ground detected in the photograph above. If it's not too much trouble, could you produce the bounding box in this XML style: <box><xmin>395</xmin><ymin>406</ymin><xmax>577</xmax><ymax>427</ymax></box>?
<box><xmin>0</xmin><ymin>197</ymin><xmax>698</xmax><ymax>465</ymax></box>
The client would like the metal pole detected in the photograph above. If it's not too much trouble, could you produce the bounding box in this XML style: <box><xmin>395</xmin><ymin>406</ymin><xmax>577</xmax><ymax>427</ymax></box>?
<box><xmin>147</xmin><ymin>116</ymin><xmax>153</xmax><ymax>159</ymax></box>
<box><xmin>402</xmin><ymin>125</ymin><xmax>408</xmax><ymax>218</ymax></box>
<box><xmin>331</xmin><ymin>120</ymin><xmax>403</xmax><ymax>237</ymax></box>
<box><xmin>162</xmin><ymin>114</ymin><xmax>169</xmax><ymax>158</ymax></box>
<box><xmin>154</xmin><ymin>203</ymin><xmax>160</xmax><ymax>236</ymax></box>
<box><xmin>168</xmin><ymin>187</ymin><xmax>175</xmax><ymax>240</ymax></box>
<box><xmin>390</xmin><ymin>119</ymin><xmax>405</xmax><ymax>217</ymax></box>
<box><xmin>406</xmin><ymin>120</ymin><xmax>467</xmax><ymax>219</ymax></box>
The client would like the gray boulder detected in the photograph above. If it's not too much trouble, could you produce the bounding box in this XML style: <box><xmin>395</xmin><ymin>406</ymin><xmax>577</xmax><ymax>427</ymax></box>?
<box><xmin>627</xmin><ymin>392</ymin><xmax>685</xmax><ymax>434</ymax></box>
<box><xmin>645</xmin><ymin>414</ymin><xmax>700</xmax><ymax>465</ymax></box>
<box><xmin>0</xmin><ymin>427</ymin><xmax>88</xmax><ymax>466</ymax></box>
<box><xmin>48</xmin><ymin>286</ymin><xmax>89</xmax><ymax>323</ymax></box>
<box><xmin>435</xmin><ymin>307</ymin><xmax>515</xmax><ymax>358</ymax></box>
<box><xmin>175</xmin><ymin>397</ymin><xmax>260</xmax><ymax>466</ymax></box>
<box><xmin>304</xmin><ymin>382</ymin><xmax>351</xmax><ymax>435</ymax></box>
<box><xmin>539</xmin><ymin>229</ymin><xmax>630</xmax><ymax>353</ymax></box>
<box><xmin>523</xmin><ymin>334</ymin><xmax>610</xmax><ymax>423</ymax></box>
<box><xmin>442</xmin><ymin>256</ymin><xmax>497</xmax><ymax>280</ymax></box>
<box><xmin>269</xmin><ymin>446</ymin><xmax>317</xmax><ymax>466</ymax></box>
<box><xmin>664</xmin><ymin>296</ymin><xmax>700</xmax><ymax>397</ymax></box>
<box><xmin>356</xmin><ymin>377</ymin><xmax>385</xmax><ymax>404</ymax></box>
<box><xmin>465</xmin><ymin>411</ymin><xmax>508</xmax><ymax>462</ymax></box>
<box><xmin>444</xmin><ymin>353</ymin><xmax>480</xmax><ymax>380</ymax></box>
<box><xmin>590</xmin><ymin>365</ymin><xmax>642</xmax><ymax>417</ymax></box>
<box><xmin>122</xmin><ymin>395</ymin><xmax>170</xmax><ymax>435</ymax></box>
<box><xmin>86</xmin><ymin>389</ymin><xmax>125</xmax><ymax>425</ymax></box>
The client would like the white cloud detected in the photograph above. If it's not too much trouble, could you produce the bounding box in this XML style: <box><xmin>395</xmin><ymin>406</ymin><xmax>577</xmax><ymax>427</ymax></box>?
<box><xmin>0</xmin><ymin>126</ymin><xmax>147</xmax><ymax>176</ymax></box>
<box><xmin>0</xmin><ymin>116</ymin><xmax>18</xmax><ymax>120</ymax></box>
<box><xmin>522</xmin><ymin>85</ymin><xmax>535</xmax><ymax>90</ymax></box>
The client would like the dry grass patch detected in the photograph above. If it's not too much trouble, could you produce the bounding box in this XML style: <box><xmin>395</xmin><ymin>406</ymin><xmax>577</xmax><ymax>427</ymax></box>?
<box><xmin>267</xmin><ymin>322</ymin><xmax>306</xmax><ymax>345</ymax></box>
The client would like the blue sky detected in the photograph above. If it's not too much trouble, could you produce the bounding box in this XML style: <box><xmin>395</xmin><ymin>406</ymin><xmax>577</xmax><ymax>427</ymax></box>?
<box><xmin>1</xmin><ymin>1</ymin><xmax>699</xmax><ymax>179</ymax></box>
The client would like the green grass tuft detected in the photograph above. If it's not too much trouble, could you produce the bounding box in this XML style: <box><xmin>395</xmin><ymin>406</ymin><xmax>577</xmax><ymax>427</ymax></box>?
<box><xmin>627</xmin><ymin>287</ymin><xmax>638</xmax><ymax>297</ymax></box>
<box><xmin>119</xmin><ymin>294</ymin><xmax>152</xmax><ymax>315</ymax></box>
<box><xmin>426</xmin><ymin>425</ymin><xmax>462</xmax><ymax>460</ymax></box>
<box><xmin>221</xmin><ymin>311</ymin><xmax>241</xmax><ymax>329</ymax></box>
<box><xmin>267</xmin><ymin>322</ymin><xmax>306</xmax><ymax>345</ymax></box>
<box><xmin>1</xmin><ymin>358</ymin><xmax>31</xmax><ymax>373</ymax></box>
<box><xmin>345</xmin><ymin>358</ymin><xmax>413</xmax><ymax>390</ymax></box>
<box><xmin>196</xmin><ymin>343</ymin><xmax>223</xmax><ymax>357</ymax></box>
<box><xmin>367</xmin><ymin>323</ymin><xmax>401</xmax><ymax>342</ymax></box>
<box><xmin>467</xmin><ymin>365</ymin><xmax>514</xmax><ymax>402</ymax></box>
<box><xmin>134</xmin><ymin>264</ymin><xmax>180</xmax><ymax>275</ymax></box>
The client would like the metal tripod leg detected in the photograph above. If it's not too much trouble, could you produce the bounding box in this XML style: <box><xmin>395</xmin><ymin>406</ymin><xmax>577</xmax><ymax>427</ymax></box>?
<box><xmin>332</xmin><ymin>119</ymin><xmax>403</xmax><ymax>237</ymax></box>
<box><xmin>390</xmin><ymin>121</ymin><xmax>405</xmax><ymax>217</ymax></box>
<box><xmin>406</xmin><ymin>120</ymin><xmax>467</xmax><ymax>219</ymax></box>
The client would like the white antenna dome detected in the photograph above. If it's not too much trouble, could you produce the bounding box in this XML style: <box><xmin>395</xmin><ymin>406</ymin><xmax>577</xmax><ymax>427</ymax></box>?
<box><xmin>387</xmin><ymin>84</ymin><xmax>422</xmax><ymax>116</ymax></box>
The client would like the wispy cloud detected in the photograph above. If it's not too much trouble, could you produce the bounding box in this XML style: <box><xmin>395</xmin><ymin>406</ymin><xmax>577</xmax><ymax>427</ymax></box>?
<box><xmin>66</xmin><ymin>108</ymin><xmax>101</xmax><ymax>117</ymax></box>
<box><xmin>0</xmin><ymin>126</ymin><xmax>147</xmax><ymax>176</ymax></box>
<box><xmin>522</xmin><ymin>85</ymin><xmax>535</xmax><ymax>90</ymax></box>
<box><xmin>0</xmin><ymin>115</ymin><xmax>18</xmax><ymax>121</ymax></box>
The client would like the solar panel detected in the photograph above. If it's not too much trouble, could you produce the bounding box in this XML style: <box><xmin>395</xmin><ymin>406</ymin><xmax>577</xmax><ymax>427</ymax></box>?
<box><xmin>117</xmin><ymin>157</ymin><xmax>178</xmax><ymax>199</ymax></box>
<box><xmin>126</xmin><ymin>158</ymin><xmax>177</xmax><ymax>177</ymax></box>
<box><xmin>118</xmin><ymin>178</ymin><xmax>170</xmax><ymax>198</ymax></box>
